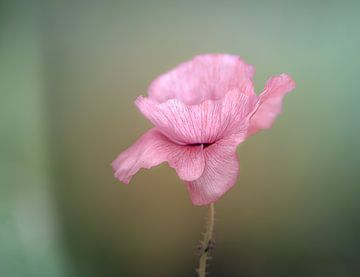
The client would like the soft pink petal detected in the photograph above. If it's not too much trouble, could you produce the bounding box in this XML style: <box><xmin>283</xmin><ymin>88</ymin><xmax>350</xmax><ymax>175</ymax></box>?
<box><xmin>167</xmin><ymin>144</ymin><xmax>205</xmax><ymax>181</ymax></box>
<box><xmin>112</xmin><ymin>128</ymin><xmax>205</xmax><ymax>184</ymax></box>
<box><xmin>248</xmin><ymin>74</ymin><xmax>296</xmax><ymax>136</ymax></box>
<box><xmin>185</xmin><ymin>134</ymin><xmax>242</xmax><ymax>206</ymax></box>
<box><xmin>148</xmin><ymin>54</ymin><xmax>255</xmax><ymax>105</ymax></box>
<box><xmin>136</xmin><ymin>89</ymin><xmax>257</xmax><ymax>144</ymax></box>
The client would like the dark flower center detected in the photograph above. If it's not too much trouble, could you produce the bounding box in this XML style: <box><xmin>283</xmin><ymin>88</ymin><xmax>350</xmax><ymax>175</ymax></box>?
<box><xmin>188</xmin><ymin>143</ymin><xmax>212</xmax><ymax>148</ymax></box>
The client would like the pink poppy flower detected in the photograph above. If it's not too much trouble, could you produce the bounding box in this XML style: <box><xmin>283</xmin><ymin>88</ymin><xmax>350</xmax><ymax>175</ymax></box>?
<box><xmin>112</xmin><ymin>54</ymin><xmax>295</xmax><ymax>206</ymax></box>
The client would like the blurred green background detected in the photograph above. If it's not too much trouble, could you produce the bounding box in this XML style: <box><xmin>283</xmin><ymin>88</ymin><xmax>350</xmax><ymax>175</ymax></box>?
<box><xmin>1</xmin><ymin>0</ymin><xmax>360</xmax><ymax>276</ymax></box>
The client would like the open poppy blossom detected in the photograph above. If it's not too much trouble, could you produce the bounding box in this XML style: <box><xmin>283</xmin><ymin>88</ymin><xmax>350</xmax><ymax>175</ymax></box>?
<box><xmin>112</xmin><ymin>54</ymin><xmax>295</xmax><ymax>205</ymax></box>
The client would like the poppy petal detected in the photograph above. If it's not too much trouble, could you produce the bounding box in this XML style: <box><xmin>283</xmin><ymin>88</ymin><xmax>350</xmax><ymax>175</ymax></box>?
<box><xmin>112</xmin><ymin>128</ymin><xmax>205</xmax><ymax>184</ymax></box>
<box><xmin>148</xmin><ymin>54</ymin><xmax>255</xmax><ymax>105</ymax></box>
<box><xmin>136</xmin><ymin>89</ymin><xmax>256</xmax><ymax>144</ymax></box>
<box><xmin>185</xmin><ymin>134</ymin><xmax>241</xmax><ymax>205</ymax></box>
<box><xmin>248</xmin><ymin>74</ymin><xmax>296</xmax><ymax>136</ymax></box>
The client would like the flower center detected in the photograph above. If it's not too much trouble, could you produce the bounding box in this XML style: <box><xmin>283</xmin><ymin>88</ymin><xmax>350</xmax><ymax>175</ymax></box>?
<box><xmin>188</xmin><ymin>143</ymin><xmax>212</xmax><ymax>148</ymax></box>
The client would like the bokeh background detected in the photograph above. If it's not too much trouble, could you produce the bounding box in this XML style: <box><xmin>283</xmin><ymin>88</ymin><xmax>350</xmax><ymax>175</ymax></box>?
<box><xmin>1</xmin><ymin>0</ymin><xmax>360</xmax><ymax>276</ymax></box>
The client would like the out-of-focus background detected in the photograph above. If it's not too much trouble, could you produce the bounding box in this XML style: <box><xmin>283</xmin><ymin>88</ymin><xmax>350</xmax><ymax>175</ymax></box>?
<box><xmin>1</xmin><ymin>0</ymin><xmax>360</xmax><ymax>276</ymax></box>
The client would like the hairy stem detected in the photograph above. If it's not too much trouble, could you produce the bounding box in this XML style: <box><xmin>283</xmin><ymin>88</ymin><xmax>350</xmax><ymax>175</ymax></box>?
<box><xmin>197</xmin><ymin>203</ymin><xmax>215</xmax><ymax>277</ymax></box>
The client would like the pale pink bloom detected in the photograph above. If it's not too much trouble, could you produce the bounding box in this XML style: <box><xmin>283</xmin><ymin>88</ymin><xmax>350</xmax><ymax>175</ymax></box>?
<box><xmin>112</xmin><ymin>54</ymin><xmax>295</xmax><ymax>205</ymax></box>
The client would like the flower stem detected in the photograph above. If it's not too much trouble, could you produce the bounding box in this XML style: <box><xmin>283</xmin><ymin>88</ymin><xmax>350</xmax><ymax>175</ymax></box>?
<box><xmin>197</xmin><ymin>203</ymin><xmax>215</xmax><ymax>277</ymax></box>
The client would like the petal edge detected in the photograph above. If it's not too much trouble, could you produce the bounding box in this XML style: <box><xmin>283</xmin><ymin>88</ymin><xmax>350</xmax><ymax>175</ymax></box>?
<box><xmin>247</xmin><ymin>74</ymin><xmax>296</xmax><ymax>136</ymax></box>
<box><xmin>185</xmin><ymin>134</ymin><xmax>241</xmax><ymax>206</ymax></box>
<box><xmin>112</xmin><ymin>128</ymin><xmax>205</xmax><ymax>184</ymax></box>
<box><xmin>148</xmin><ymin>54</ymin><xmax>256</xmax><ymax>104</ymax></box>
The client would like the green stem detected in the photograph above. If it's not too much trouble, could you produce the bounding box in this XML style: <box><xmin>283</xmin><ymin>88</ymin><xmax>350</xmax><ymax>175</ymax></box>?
<box><xmin>197</xmin><ymin>203</ymin><xmax>215</xmax><ymax>277</ymax></box>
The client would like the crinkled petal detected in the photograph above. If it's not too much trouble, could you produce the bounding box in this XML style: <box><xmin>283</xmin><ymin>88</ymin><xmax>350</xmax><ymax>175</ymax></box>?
<box><xmin>185</xmin><ymin>134</ymin><xmax>242</xmax><ymax>206</ymax></box>
<box><xmin>136</xmin><ymin>89</ymin><xmax>257</xmax><ymax>144</ymax></box>
<box><xmin>148</xmin><ymin>54</ymin><xmax>255</xmax><ymax>105</ymax></box>
<box><xmin>167</xmin><ymin>143</ymin><xmax>205</xmax><ymax>181</ymax></box>
<box><xmin>248</xmin><ymin>74</ymin><xmax>296</xmax><ymax>136</ymax></box>
<box><xmin>112</xmin><ymin>128</ymin><xmax>205</xmax><ymax>184</ymax></box>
